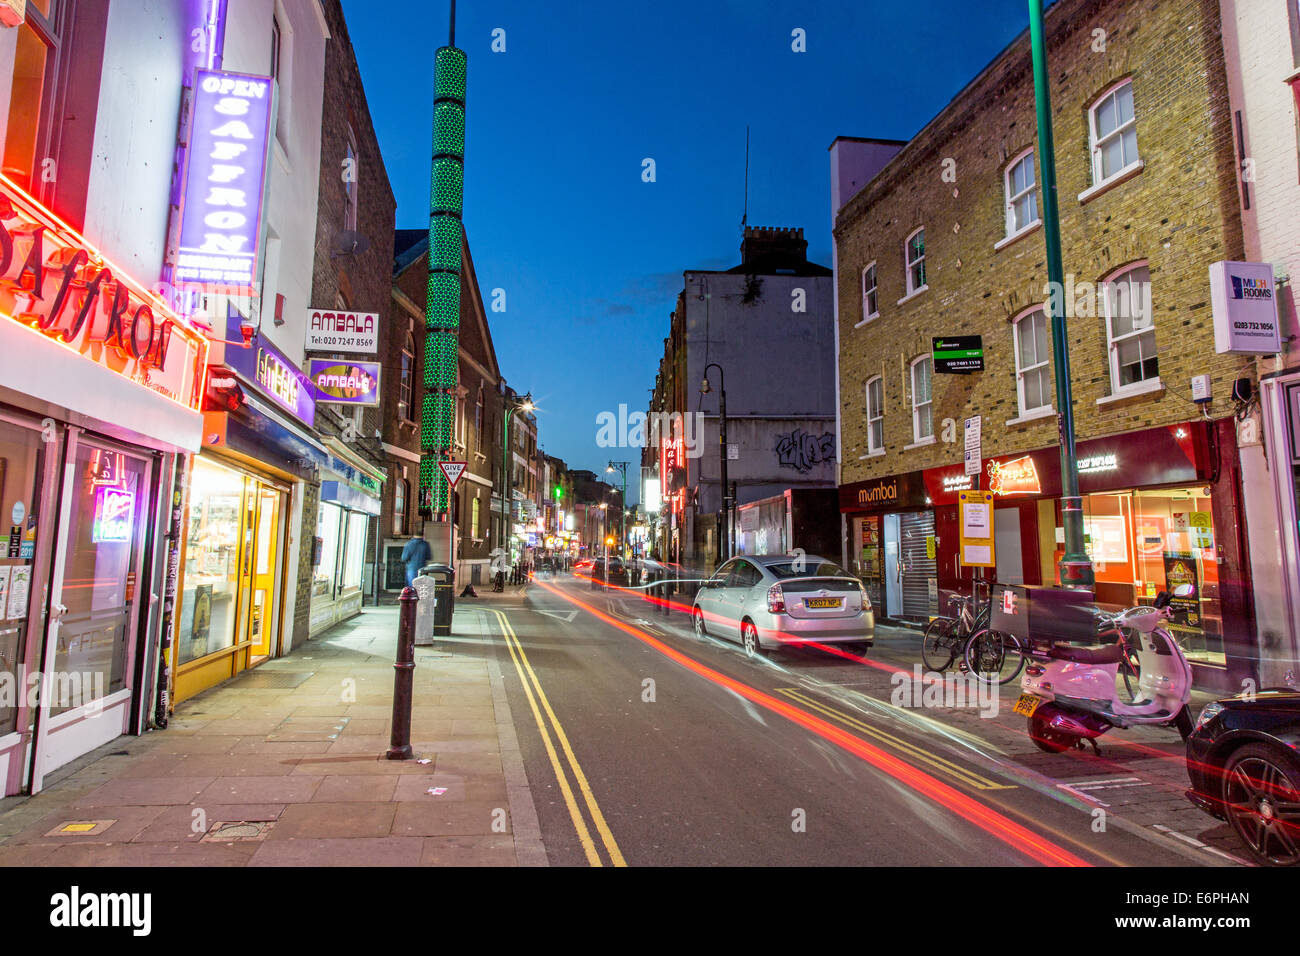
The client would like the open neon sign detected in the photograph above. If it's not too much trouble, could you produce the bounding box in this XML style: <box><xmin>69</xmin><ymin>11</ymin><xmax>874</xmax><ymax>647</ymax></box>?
<box><xmin>92</xmin><ymin>486</ymin><xmax>135</xmax><ymax>544</ymax></box>
<box><xmin>174</xmin><ymin>69</ymin><xmax>274</xmax><ymax>293</ymax></box>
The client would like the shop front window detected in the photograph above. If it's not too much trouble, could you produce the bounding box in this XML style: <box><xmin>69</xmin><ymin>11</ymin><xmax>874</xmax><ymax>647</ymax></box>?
<box><xmin>315</xmin><ymin>503</ymin><xmax>343</xmax><ymax>598</ymax></box>
<box><xmin>1068</xmin><ymin>486</ymin><xmax>1224</xmax><ymax>666</ymax></box>
<box><xmin>179</xmin><ymin>459</ymin><xmax>244</xmax><ymax>666</ymax></box>
<box><xmin>342</xmin><ymin>511</ymin><xmax>368</xmax><ymax>590</ymax></box>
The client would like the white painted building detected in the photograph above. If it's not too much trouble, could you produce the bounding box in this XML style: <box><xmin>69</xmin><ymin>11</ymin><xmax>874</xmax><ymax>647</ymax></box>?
<box><xmin>0</xmin><ymin>0</ymin><xmax>331</xmax><ymax>792</ymax></box>
<box><xmin>1219</xmin><ymin>0</ymin><xmax>1300</xmax><ymax>688</ymax></box>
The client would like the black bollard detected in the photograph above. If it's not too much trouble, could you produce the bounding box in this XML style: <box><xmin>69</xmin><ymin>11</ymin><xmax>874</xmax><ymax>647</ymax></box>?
<box><xmin>386</xmin><ymin>585</ymin><xmax>418</xmax><ymax>760</ymax></box>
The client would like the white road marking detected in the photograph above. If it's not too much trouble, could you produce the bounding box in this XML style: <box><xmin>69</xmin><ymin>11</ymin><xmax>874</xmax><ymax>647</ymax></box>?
<box><xmin>535</xmin><ymin>609</ymin><xmax>578</xmax><ymax>623</ymax></box>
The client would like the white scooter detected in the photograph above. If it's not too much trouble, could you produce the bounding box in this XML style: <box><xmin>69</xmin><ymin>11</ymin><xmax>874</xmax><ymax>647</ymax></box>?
<box><xmin>1015</xmin><ymin>584</ymin><xmax>1196</xmax><ymax>753</ymax></box>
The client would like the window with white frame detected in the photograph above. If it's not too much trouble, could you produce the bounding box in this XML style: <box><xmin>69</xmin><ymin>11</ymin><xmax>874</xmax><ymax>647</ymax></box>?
<box><xmin>910</xmin><ymin>356</ymin><xmax>933</xmax><ymax>442</ymax></box>
<box><xmin>861</xmin><ymin>263</ymin><xmax>878</xmax><ymax>320</ymax></box>
<box><xmin>865</xmin><ymin>376</ymin><xmax>884</xmax><ymax>452</ymax></box>
<box><xmin>394</xmin><ymin>478</ymin><xmax>408</xmax><ymax>536</ymax></box>
<box><xmin>905</xmin><ymin>229</ymin><xmax>926</xmax><ymax>295</ymax></box>
<box><xmin>1005</xmin><ymin>150</ymin><xmax>1038</xmax><ymax>235</ymax></box>
<box><xmin>1102</xmin><ymin>263</ymin><xmax>1157</xmax><ymax>390</ymax></box>
<box><xmin>399</xmin><ymin>333</ymin><xmax>415</xmax><ymax>421</ymax></box>
<box><xmin>1013</xmin><ymin>308</ymin><xmax>1051</xmax><ymax>415</ymax></box>
<box><xmin>1089</xmin><ymin>80</ymin><xmax>1139</xmax><ymax>184</ymax></box>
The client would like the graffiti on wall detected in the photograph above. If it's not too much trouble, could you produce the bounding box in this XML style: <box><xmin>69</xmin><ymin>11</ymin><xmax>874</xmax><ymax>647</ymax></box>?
<box><xmin>775</xmin><ymin>430</ymin><xmax>836</xmax><ymax>473</ymax></box>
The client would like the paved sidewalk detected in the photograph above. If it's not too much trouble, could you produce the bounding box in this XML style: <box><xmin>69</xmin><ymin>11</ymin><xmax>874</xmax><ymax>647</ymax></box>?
<box><xmin>0</xmin><ymin>606</ymin><xmax>546</xmax><ymax>867</ymax></box>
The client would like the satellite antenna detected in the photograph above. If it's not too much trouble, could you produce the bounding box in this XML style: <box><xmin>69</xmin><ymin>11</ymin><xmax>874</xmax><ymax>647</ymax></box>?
<box><xmin>331</xmin><ymin>230</ymin><xmax>371</xmax><ymax>259</ymax></box>
<box><xmin>741</xmin><ymin>125</ymin><xmax>749</xmax><ymax>231</ymax></box>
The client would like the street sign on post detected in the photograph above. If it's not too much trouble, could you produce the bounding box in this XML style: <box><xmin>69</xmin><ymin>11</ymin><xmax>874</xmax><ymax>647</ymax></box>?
<box><xmin>964</xmin><ymin>416</ymin><xmax>982</xmax><ymax>478</ymax></box>
<box><xmin>439</xmin><ymin>461</ymin><xmax>467</xmax><ymax>584</ymax></box>
<box><xmin>958</xmin><ymin>489</ymin><xmax>996</xmax><ymax>568</ymax></box>
<box><xmin>439</xmin><ymin>461</ymin><xmax>467</xmax><ymax>487</ymax></box>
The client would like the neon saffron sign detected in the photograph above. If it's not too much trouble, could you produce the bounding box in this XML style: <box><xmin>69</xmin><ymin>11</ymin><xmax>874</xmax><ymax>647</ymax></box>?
<box><xmin>175</xmin><ymin>69</ymin><xmax>274</xmax><ymax>292</ymax></box>
<box><xmin>92</xmin><ymin>486</ymin><xmax>135</xmax><ymax>543</ymax></box>
<box><xmin>0</xmin><ymin>175</ymin><xmax>207</xmax><ymax>408</ymax></box>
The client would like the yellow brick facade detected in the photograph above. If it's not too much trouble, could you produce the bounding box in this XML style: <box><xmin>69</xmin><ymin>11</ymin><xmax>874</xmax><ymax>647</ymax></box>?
<box><xmin>835</xmin><ymin>0</ymin><xmax>1246</xmax><ymax>486</ymax></box>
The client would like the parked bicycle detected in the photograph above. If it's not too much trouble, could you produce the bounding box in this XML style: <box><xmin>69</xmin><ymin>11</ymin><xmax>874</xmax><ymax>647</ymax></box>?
<box><xmin>920</xmin><ymin>586</ymin><xmax>991</xmax><ymax>674</ymax></box>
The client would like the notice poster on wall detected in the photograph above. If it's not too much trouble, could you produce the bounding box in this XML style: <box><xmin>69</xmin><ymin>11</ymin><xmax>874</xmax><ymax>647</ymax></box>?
<box><xmin>6</xmin><ymin>565</ymin><xmax>29</xmax><ymax>620</ymax></box>
<box><xmin>0</xmin><ymin>566</ymin><xmax>9</xmax><ymax>620</ymax></box>
<box><xmin>1163</xmin><ymin>552</ymin><xmax>1202</xmax><ymax>629</ymax></box>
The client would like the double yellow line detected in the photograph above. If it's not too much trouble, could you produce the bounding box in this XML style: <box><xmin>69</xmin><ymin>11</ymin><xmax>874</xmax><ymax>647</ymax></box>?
<box><xmin>489</xmin><ymin>608</ymin><xmax>625</xmax><ymax>867</ymax></box>
<box><xmin>775</xmin><ymin>687</ymin><xmax>1016</xmax><ymax>792</ymax></box>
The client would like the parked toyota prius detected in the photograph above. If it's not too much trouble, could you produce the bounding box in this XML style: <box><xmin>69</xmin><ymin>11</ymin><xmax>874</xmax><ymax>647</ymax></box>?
<box><xmin>692</xmin><ymin>554</ymin><xmax>874</xmax><ymax>656</ymax></box>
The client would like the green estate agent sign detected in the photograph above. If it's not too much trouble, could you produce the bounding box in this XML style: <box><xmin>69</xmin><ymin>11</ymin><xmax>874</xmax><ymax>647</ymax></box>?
<box><xmin>933</xmin><ymin>336</ymin><xmax>984</xmax><ymax>374</ymax></box>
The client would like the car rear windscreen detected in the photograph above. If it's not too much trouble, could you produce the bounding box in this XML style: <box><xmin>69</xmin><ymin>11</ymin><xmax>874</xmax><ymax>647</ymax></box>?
<box><xmin>766</xmin><ymin>561</ymin><xmax>850</xmax><ymax>579</ymax></box>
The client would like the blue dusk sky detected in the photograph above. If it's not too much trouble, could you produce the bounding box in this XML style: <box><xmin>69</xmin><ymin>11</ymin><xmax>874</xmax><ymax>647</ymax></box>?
<box><xmin>341</xmin><ymin>0</ymin><xmax>1051</xmax><ymax>495</ymax></box>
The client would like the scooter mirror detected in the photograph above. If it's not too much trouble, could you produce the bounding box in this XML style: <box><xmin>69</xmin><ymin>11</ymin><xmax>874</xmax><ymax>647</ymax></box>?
<box><xmin>1153</xmin><ymin>591</ymin><xmax>1171</xmax><ymax>609</ymax></box>
<box><xmin>1172</xmin><ymin>583</ymin><xmax>1196</xmax><ymax>599</ymax></box>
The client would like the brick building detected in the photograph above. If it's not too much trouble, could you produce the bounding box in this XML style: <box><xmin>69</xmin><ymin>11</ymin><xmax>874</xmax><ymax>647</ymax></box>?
<box><xmin>392</xmin><ymin>229</ymin><xmax>504</xmax><ymax>590</ymax></box>
<box><xmin>305</xmin><ymin>0</ymin><xmax>395</xmax><ymax>633</ymax></box>
<box><xmin>833</xmin><ymin>0</ymin><xmax>1254</xmax><ymax>691</ymax></box>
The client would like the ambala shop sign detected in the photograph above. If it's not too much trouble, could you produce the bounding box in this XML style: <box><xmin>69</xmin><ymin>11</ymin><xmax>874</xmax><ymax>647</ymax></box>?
<box><xmin>174</xmin><ymin>69</ymin><xmax>275</xmax><ymax>293</ymax></box>
<box><xmin>0</xmin><ymin>174</ymin><xmax>207</xmax><ymax>408</ymax></box>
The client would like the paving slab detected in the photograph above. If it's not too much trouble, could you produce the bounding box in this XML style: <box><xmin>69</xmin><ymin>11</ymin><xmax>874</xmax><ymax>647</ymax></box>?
<box><xmin>268</xmin><ymin>802</ymin><xmax>397</xmax><ymax>839</ymax></box>
<box><xmin>247</xmin><ymin>837</ymin><xmax>425</xmax><ymax>867</ymax></box>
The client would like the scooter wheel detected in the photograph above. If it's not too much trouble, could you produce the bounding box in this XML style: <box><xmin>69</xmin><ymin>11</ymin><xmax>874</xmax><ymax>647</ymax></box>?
<box><xmin>1028</xmin><ymin>713</ymin><xmax>1079</xmax><ymax>754</ymax></box>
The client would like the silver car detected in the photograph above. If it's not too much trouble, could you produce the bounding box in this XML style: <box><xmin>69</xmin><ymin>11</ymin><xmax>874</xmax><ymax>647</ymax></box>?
<box><xmin>691</xmin><ymin>554</ymin><xmax>874</xmax><ymax>656</ymax></box>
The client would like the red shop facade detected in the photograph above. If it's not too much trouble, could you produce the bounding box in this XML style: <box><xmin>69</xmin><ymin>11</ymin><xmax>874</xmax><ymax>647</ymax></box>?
<box><xmin>840</xmin><ymin>420</ymin><xmax>1254</xmax><ymax>692</ymax></box>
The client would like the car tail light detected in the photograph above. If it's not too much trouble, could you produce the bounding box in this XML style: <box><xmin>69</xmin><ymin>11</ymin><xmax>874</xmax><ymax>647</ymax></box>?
<box><xmin>1026</xmin><ymin>662</ymin><xmax>1044</xmax><ymax>677</ymax></box>
<box><xmin>767</xmin><ymin>584</ymin><xmax>786</xmax><ymax>614</ymax></box>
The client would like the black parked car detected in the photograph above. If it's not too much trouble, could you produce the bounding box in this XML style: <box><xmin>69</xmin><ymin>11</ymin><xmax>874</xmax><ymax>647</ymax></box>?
<box><xmin>1185</xmin><ymin>688</ymin><xmax>1300</xmax><ymax>866</ymax></box>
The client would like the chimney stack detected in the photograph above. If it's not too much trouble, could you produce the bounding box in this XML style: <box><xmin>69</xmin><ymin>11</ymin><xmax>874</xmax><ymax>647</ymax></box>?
<box><xmin>739</xmin><ymin>226</ymin><xmax>808</xmax><ymax>271</ymax></box>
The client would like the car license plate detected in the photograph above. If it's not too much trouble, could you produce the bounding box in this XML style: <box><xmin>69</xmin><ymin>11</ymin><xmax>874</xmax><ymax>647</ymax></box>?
<box><xmin>805</xmin><ymin>597</ymin><xmax>842</xmax><ymax>609</ymax></box>
<box><xmin>1012</xmin><ymin>693</ymin><xmax>1042</xmax><ymax>717</ymax></box>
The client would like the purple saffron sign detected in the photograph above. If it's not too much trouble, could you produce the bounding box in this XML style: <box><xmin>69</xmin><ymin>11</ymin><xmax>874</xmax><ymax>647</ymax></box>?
<box><xmin>175</xmin><ymin>69</ymin><xmax>274</xmax><ymax>293</ymax></box>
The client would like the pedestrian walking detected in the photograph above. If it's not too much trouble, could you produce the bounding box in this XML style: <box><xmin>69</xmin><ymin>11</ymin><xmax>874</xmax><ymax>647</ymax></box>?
<box><xmin>401</xmin><ymin>535</ymin><xmax>432</xmax><ymax>587</ymax></box>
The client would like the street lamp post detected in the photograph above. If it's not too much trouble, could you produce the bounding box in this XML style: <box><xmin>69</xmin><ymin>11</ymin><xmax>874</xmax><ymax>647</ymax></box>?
<box><xmin>606</xmin><ymin>460</ymin><xmax>629</xmax><ymax>558</ymax></box>
<box><xmin>501</xmin><ymin>392</ymin><xmax>534</xmax><ymax>570</ymax></box>
<box><xmin>700</xmin><ymin>363</ymin><xmax>729</xmax><ymax>563</ymax></box>
<box><xmin>599</xmin><ymin>501</ymin><xmax>608</xmax><ymax>582</ymax></box>
<box><xmin>1028</xmin><ymin>0</ymin><xmax>1093</xmax><ymax>588</ymax></box>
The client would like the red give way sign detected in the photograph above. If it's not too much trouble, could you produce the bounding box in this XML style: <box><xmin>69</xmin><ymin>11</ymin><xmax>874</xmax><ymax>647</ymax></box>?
<box><xmin>439</xmin><ymin>460</ymin><xmax>468</xmax><ymax>487</ymax></box>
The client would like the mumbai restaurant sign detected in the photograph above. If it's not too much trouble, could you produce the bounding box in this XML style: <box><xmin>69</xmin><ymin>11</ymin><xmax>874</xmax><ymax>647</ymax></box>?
<box><xmin>921</xmin><ymin>423</ymin><xmax>1209</xmax><ymax>506</ymax></box>
<box><xmin>0</xmin><ymin>174</ymin><xmax>207</xmax><ymax>409</ymax></box>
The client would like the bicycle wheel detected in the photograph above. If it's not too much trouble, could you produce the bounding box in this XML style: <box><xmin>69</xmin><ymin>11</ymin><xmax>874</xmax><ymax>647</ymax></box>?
<box><xmin>964</xmin><ymin>629</ymin><xmax>1027</xmax><ymax>685</ymax></box>
<box><xmin>921</xmin><ymin>618</ymin><xmax>958</xmax><ymax>672</ymax></box>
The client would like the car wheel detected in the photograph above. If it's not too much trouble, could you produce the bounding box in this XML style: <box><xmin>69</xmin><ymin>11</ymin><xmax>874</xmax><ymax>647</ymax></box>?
<box><xmin>692</xmin><ymin>607</ymin><xmax>706</xmax><ymax>638</ymax></box>
<box><xmin>1222</xmin><ymin>743</ymin><xmax>1300</xmax><ymax>866</ymax></box>
<box><xmin>741</xmin><ymin>620</ymin><xmax>765</xmax><ymax>657</ymax></box>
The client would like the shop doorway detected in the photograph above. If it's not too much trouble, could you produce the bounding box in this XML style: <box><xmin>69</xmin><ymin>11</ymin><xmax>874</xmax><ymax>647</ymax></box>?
<box><xmin>33</xmin><ymin>435</ymin><xmax>156</xmax><ymax>787</ymax></box>
<box><xmin>175</xmin><ymin>459</ymin><xmax>287</xmax><ymax>703</ymax></box>
<box><xmin>883</xmin><ymin>511</ymin><xmax>938</xmax><ymax>622</ymax></box>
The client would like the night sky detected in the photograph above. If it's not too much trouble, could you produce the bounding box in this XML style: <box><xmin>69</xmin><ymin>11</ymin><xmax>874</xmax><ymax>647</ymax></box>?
<box><xmin>341</xmin><ymin>0</ymin><xmax>1048</xmax><ymax>493</ymax></box>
